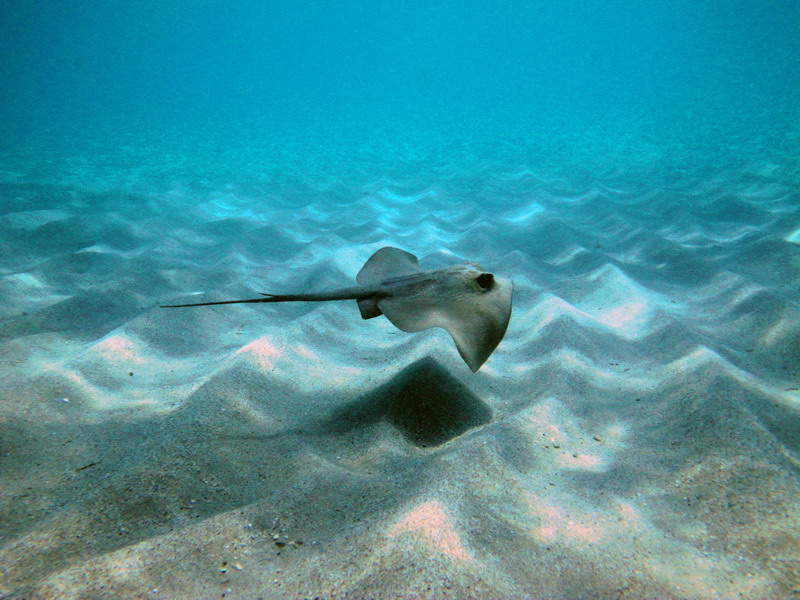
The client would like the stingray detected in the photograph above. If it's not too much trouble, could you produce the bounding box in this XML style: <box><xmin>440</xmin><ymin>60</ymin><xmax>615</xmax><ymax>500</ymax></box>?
<box><xmin>162</xmin><ymin>247</ymin><xmax>513</xmax><ymax>371</ymax></box>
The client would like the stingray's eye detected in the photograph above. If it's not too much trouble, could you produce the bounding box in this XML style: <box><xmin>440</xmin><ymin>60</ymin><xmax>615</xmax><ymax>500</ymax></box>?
<box><xmin>476</xmin><ymin>272</ymin><xmax>494</xmax><ymax>290</ymax></box>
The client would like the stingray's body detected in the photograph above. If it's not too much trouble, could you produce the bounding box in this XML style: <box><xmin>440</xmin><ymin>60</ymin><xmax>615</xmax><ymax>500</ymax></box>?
<box><xmin>163</xmin><ymin>247</ymin><xmax>513</xmax><ymax>371</ymax></box>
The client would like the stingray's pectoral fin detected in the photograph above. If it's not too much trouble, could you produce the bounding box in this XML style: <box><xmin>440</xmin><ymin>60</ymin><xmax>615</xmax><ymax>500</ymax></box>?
<box><xmin>445</xmin><ymin>306</ymin><xmax>510</xmax><ymax>372</ymax></box>
<box><xmin>377</xmin><ymin>276</ymin><xmax>514</xmax><ymax>372</ymax></box>
<box><xmin>355</xmin><ymin>246</ymin><xmax>420</xmax><ymax>320</ymax></box>
<box><xmin>356</xmin><ymin>247</ymin><xmax>422</xmax><ymax>285</ymax></box>
<box><xmin>357</xmin><ymin>297</ymin><xmax>383</xmax><ymax>319</ymax></box>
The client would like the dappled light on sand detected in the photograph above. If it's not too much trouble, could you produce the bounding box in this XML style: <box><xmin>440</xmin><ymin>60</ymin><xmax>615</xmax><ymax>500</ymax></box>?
<box><xmin>1</xmin><ymin>30</ymin><xmax>798</xmax><ymax>594</ymax></box>
<box><xmin>234</xmin><ymin>336</ymin><xmax>282</xmax><ymax>370</ymax></box>
<box><xmin>390</xmin><ymin>500</ymin><xmax>474</xmax><ymax>562</ymax></box>
<box><xmin>525</xmin><ymin>494</ymin><xmax>604</xmax><ymax>545</ymax></box>
<box><xmin>597</xmin><ymin>300</ymin><xmax>649</xmax><ymax>332</ymax></box>
<box><xmin>95</xmin><ymin>335</ymin><xmax>148</xmax><ymax>365</ymax></box>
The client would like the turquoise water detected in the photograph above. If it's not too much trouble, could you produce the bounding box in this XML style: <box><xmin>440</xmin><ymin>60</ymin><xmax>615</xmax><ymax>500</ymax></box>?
<box><xmin>2</xmin><ymin>1</ymin><xmax>798</xmax><ymax>180</ymax></box>
<box><xmin>1</xmin><ymin>3</ymin><xmax>800</xmax><ymax>598</ymax></box>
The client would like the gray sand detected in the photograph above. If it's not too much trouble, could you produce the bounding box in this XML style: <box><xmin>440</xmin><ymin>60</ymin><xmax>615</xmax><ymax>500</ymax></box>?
<box><xmin>1</xmin><ymin>162</ymin><xmax>799</xmax><ymax>599</ymax></box>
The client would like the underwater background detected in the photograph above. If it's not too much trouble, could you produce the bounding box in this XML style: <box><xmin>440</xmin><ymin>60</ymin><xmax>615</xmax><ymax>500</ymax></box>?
<box><xmin>1</xmin><ymin>1</ymin><xmax>799</xmax><ymax>598</ymax></box>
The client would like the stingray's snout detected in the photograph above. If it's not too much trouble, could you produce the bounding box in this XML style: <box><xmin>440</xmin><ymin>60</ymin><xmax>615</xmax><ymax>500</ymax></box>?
<box><xmin>476</xmin><ymin>272</ymin><xmax>495</xmax><ymax>290</ymax></box>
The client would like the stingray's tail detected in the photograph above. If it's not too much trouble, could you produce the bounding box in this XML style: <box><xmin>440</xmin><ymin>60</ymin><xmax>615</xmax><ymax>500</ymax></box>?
<box><xmin>160</xmin><ymin>294</ymin><xmax>289</xmax><ymax>308</ymax></box>
<box><xmin>161</xmin><ymin>289</ymin><xmax>374</xmax><ymax>308</ymax></box>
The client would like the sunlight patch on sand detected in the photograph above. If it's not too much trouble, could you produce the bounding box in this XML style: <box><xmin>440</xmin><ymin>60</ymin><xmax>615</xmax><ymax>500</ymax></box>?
<box><xmin>614</xmin><ymin>500</ymin><xmax>647</xmax><ymax>532</ymax></box>
<box><xmin>549</xmin><ymin>245</ymin><xmax>591</xmax><ymax>266</ymax></box>
<box><xmin>293</xmin><ymin>344</ymin><xmax>318</xmax><ymax>360</ymax></box>
<box><xmin>3</xmin><ymin>271</ymin><xmax>46</xmax><ymax>289</ymax></box>
<box><xmin>390</xmin><ymin>500</ymin><xmax>474</xmax><ymax>562</ymax></box>
<box><xmin>596</xmin><ymin>299</ymin><xmax>648</xmax><ymax>333</ymax></box>
<box><xmin>520</xmin><ymin>398</ymin><xmax>626</xmax><ymax>473</ymax></box>
<box><xmin>759</xmin><ymin>314</ymin><xmax>797</xmax><ymax>347</ymax></box>
<box><xmin>95</xmin><ymin>335</ymin><xmax>148</xmax><ymax>366</ymax></box>
<box><xmin>581</xmin><ymin>266</ymin><xmax>656</xmax><ymax>337</ymax></box>
<box><xmin>524</xmin><ymin>494</ymin><xmax>604</xmax><ymax>545</ymax></box>
<box><xmin>107</xmin><ymin>554</ymin><xmax>147</xmax><ymax>577</ymax></box>
<box><xmin>521</xmin><ymin>492</ymin><xmax>753</xmax><ymax>596</ymax></box>
<box><xmin>646</xmin><ymin>553</ymin><xmax>766</xmax><ymax>599</ymax></box>
<box><xmin>501</xmin><ymin>202</ymin><xmax>545</xmax><ymax>225</ymax></box>
<box><xmin>234</xmin><ymin>336</ymin><xmax>282</xmax><ymax>370</ymax></box>
<box><xmin>554</xmin><ymin>452</ymin><xmax>604</xmax><ymax>470</ymax></box>
<box><xmin>377</xmin><ymin>187</ymin><xmax>436</xmax><ymax>205</ymax></box>
<box><xmin>522</xmin><ymin>293</ymin><xmax>655</xmax><ymax>346</ymax></box>
<box><xmin>272</xmin><ymin>349</ymin><xmax>367</xmax><ymax>393</ymax></box>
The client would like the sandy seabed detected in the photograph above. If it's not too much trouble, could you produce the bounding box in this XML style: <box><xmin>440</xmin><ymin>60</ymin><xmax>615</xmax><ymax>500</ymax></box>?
<box><xmin>1</xmin><ymin>150</ymin><xmax>799</xmax><ymax>599</ymax></box>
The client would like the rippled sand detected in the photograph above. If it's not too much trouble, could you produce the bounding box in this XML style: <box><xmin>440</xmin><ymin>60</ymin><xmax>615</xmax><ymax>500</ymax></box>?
<box><xmin>1</xmin><ymin>151</ymin><xmax>799</xmax><ymax>599</ymax></box>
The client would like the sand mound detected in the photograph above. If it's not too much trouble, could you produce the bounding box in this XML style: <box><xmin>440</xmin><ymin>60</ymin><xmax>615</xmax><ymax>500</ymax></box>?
<box><xmin>1</xmin><ymin>160</ymin><xmax>799</xmax><ymax>599</ymax></box>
